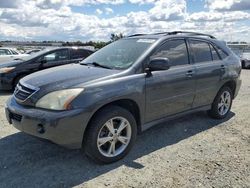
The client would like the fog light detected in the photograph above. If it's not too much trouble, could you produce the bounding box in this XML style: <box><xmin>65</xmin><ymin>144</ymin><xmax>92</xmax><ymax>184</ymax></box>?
<box><xmin>37</xmin><ymin>124</ymin><xmax>45</xmax><ymax>134</ymax></box>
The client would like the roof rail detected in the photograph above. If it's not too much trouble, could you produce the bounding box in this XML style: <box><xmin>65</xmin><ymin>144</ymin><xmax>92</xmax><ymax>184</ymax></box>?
<box><xmin>127</xmin><ymin>33</ymin><xmax>147</xmax><ymax>37</ymax></box>
<box><xmin>167</xmin><ymin>31</ymin><xmax>216</xmax><ymax>39</ymax></box>
<box><xmin>127</xmin><ymin>31</ymin><xmax>216</xmax><ymax>39</ymax></box>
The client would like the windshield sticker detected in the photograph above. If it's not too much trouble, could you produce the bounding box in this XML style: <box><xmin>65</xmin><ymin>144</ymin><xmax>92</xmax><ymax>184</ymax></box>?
<box><xmin>137</xmin><ymin>39</ymin><xmax>156</xmax><ymax>43</ymax></box>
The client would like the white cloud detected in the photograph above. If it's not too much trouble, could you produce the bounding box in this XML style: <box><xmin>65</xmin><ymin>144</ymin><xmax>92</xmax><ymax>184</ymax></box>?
<box><xmin>149</xmin><ymin>0</ymin><xmax>187</xmax><ymax>21</ymax></box>
<box><xmin>129</xmin><ymin>0</ymin><xmax>155</xmax><ymax>4</ymax></box>
<box><xmin>0</xmin><ymin>0</ymin><xmax>249</xmax><ymax>42</ymax></box>
<box><xmin>187</xmin><ymin>11</ymin><xmax>250</xmax><ymax>22</ymax></box>
<box><xmin>206</xmin><ymin>0</ymin><xmax>250</xmax><ymax>11</ymax></box>
<box><xmin>96</xmin><ymin>8</ymin><xmax>103</xmax><ymax>15</ymax></box>
<box><xmin>105</xmin><ymin>7</ymin><xmax>114</xmax><ymax>15</ymax></box>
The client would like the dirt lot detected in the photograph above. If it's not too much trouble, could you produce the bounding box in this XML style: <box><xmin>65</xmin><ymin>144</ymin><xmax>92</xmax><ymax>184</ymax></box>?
<box><xmin>0</xmin><ymin>70</ymin><xmax>249</xmax><ymax>188</ymax></box>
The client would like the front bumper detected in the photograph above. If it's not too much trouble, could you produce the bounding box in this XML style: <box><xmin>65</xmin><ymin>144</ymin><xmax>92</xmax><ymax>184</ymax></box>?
<box><xmin>5</xmin><ymin>97</ymin><xmax>91</xmax><ymax>149</ymax></box>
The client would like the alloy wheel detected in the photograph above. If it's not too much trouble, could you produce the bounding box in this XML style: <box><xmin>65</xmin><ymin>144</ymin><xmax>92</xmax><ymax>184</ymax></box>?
<box><xmin>97</xmin><ymin>117</ymin><xmax>132</xmax><ymax>158</ymax></box>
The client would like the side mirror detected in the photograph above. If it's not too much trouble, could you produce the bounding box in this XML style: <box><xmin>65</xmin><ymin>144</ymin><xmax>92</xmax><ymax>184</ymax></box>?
<box><xmin>147</xmin><ymin>57</ymin><xmax>171</xmax><ymax>72</ymax></box>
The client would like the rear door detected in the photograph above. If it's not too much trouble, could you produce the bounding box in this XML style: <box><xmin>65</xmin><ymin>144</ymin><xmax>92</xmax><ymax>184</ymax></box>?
<box><xmin>41</xmin><ymin>49</ymin><xmax>70</xmax><ymax>69</ymax></box>
<box><xmin>145</xmin><ymin>39</ymin><xmax>196</xmax><ymax>122</ymax></box>
<box><xmin>188</xmin><ymin>39</ymin><xmax>226</xmax><ymax>107</ymax></box>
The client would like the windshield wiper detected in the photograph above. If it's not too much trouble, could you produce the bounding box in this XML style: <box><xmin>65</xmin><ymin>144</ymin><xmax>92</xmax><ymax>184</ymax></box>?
<box><xmin>81</xmin><ymin>62</ymin><xmax>112</xmax><ymax>69</ymax></box>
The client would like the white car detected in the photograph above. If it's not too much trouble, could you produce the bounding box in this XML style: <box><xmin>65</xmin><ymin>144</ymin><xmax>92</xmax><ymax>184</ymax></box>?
<box><xmin>241</xmin><ymin>52</ymin><xmax>250</xmax><ymax>69</ymax></box>
<box><xmin>0</xmin><ymin>47</ymin><xmax>30</xmax><ymax>62</ymax></box>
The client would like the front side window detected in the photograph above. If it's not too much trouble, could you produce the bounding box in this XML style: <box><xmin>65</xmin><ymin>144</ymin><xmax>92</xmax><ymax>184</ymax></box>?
<box><xmin>190</xmin><ymin>40</ymin><xmax>212</xmax><ymax>63</ymax></box>
<box><xmin>81</xmin><ymin>38</ymin><xmax>156</xmax><ymax>69</ymax></box>
<box><xmin>151</xmin><ymin>39</ymin><xmax>189</xmax><ymax>66</ymax></box>
<box><xmin>43</xmin><ymin>49</ymin><xmax>69</xmax><ymax>62</ymax></box>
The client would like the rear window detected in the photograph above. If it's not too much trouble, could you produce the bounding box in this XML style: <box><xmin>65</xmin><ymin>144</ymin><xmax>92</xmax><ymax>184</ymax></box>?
<box><xmin>190</xmin><ymin>40</ymin><xmax>212</xmax><ymax>63</ymax></box>
<box><xmin>71</xmin><ymin>49</ymin><xmax>91</xmax><ymax>59</ymax></box>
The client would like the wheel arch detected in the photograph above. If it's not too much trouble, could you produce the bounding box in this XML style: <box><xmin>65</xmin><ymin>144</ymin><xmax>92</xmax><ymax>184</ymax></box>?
<box><xmin>221</xmin><ymin>80</ymin><xmax>237</xmax><ymax>99</ymax></box>
<box><xmin>82</xmin><ymin>99</ymin><xmax>142</xmax><ymax>145</ymax></box>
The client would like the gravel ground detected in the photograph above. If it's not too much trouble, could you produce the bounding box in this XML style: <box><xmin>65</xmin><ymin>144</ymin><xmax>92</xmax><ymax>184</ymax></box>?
<box><xmin>0</xmin><ymin>70</ymin><xmax>249</xmax><ymax>188</ymax></box>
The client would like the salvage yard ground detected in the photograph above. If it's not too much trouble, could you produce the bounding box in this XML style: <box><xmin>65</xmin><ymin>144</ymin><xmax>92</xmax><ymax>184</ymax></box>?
<box><xmin>0</xmin><ymin>70</ymin><xmax>249</xmax><ymax>188</ymax></box>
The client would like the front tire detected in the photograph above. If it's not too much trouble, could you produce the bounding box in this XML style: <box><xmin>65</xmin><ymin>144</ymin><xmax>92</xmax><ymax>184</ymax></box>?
<box><xmin>83</xmin><ymin>105</ymin><xmax>137</xmax><ymax>164</ymax></box>
<box><xmin>208</xmin><ymin>87</ymin><xmax>233</xmax><ymax>119</ymax></box>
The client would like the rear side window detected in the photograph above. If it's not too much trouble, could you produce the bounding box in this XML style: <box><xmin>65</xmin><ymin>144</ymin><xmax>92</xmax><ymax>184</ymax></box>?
<box><xmin>151</xmin><ymin>39</ymin><xmax>189</xmax><ymax>66</ymax></box>
<box><xmin>210</xmin><ymin>44</ymin><xmax>220</xmax><ymax>61</ymax></box>
<box><xmin>71</xmin><ymin>49</ymin><xmax>91</xmax><ymax>59</ymax></box>
<box><xmin>190</xmin><ymin>40</ymin><xmax>212</xmax><ymax>63</ymax></box>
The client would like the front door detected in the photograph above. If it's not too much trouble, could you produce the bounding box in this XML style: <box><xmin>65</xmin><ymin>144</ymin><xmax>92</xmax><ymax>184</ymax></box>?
<box><xmin>145</xmin><ymin>39</ymin><xmax>196</xmax><ymax>123</ymax></box>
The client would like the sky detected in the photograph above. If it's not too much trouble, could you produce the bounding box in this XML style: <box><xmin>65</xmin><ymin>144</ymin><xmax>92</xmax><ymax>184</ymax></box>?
<box><xmin>0</xmin><ymin>0</ymin><xmax>249</xmax><ymax>42</ymax></box>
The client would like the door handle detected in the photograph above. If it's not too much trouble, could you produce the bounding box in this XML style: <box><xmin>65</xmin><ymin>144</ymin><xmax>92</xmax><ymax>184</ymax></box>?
<box><xmin>186</xmin><ymin>70</ymin><xmax>194</xmax><ymax>77</ymax></box>
<box><xmin>221</xmin><ymin>65</ymin><xmax>225</xmax><ymax>70</ymax></box>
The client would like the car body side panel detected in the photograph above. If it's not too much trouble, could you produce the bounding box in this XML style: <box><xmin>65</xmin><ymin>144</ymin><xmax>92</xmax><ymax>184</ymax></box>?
<box><xmin>145</xmin><ymin>65</ymin><xmax>196</xmax><ymax>122</ymax></box>
<box><xmin>192</xmin><ymin>60</ymin><xmax>225</xmax><ymax>107</ymax></box>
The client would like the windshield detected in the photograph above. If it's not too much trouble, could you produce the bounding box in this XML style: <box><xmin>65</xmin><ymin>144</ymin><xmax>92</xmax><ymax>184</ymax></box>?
<box><xmin>13</xmin><ymin>49</ymin><xmax>52</xmax><ymax>61</ymax></box>
<box><xmin>81</xmin><ymin>38</ymin><xmax>156</xmax><ymax>69</ymax></box>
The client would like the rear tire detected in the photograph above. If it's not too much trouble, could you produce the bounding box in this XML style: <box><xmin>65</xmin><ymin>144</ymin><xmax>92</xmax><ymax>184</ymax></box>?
<box><xmin>83</xmin><ymin>105</ymin><xmax>137</xmax><ymax>164</ymax></box>
<box><xmin>208</xmin><ymin>87</ymin><xmax>233</xmax><ymax>119</ymax></box>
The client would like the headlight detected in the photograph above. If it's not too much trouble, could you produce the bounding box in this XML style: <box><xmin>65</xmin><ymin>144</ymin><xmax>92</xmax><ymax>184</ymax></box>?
<box><xmin>0</xmin><ymin>67</ymin><xmax>15</xmax><ymax>73</ymax></box>
<box><xmin>36</xmin><ymin>88</ymin><xmax>84</xmax><ymax>110</ymax></box>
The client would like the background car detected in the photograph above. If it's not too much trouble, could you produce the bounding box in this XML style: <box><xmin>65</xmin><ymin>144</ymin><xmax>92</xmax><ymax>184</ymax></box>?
<box><xmin>25</xmin><ymin>49</ymin><xmax>42</xmax><ymax>55</ymax></box>
<box><xmin>0</xmin><ymin>47</ymin><xmax>30</xmax><ymax>62</ymax></box>
<box><xmin>0</xmin><ymin>47</ymin><xmax>94</xmax><ymax>90</ymax></box>
<box><xmin>241</xmin><ymin>52</ymin><xmax>250</xmax><ymax>69</ymax></box>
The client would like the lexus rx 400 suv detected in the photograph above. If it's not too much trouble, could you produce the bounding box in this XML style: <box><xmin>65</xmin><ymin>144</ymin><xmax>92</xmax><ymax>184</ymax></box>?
<box><xmin>5</xmin><ymin>31</ymin><xmax>242</xmax><ymax>163</ymax></box>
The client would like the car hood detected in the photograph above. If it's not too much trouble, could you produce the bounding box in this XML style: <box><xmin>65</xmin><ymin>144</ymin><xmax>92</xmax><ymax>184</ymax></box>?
<box><xmin>0</xmin><ymin>58</ymin><xmax>24</xmax><ymax>66</ymax></box>
<box><xmin>21</xmin><ymin>64</ymin><xmax>121</xmax><ymax>91</ymax></box>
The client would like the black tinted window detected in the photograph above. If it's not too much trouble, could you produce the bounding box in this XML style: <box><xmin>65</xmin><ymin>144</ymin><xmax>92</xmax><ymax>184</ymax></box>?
<box><xmin>190</xmin><ymin>40</ymin><xmax>212</xmax><ymax>63</ymax></box>
<box><xmin>210</xmin><ymin>44</ymin><xmax>220</xmax><ymax>61</ymax></box>
<box><xmin>71</xmin><ymin>49</ymin><xmax>91</xmax><ymax>59</ymax></box>
<box><xmin>43</xmin><ymin>49</ymin><xmax>69</xmax><ymax>62</ymax></box>
<box><xmin>152</xmin><ymin>39</ymin><xmax>189</xmax><ymax>66</ymax></box>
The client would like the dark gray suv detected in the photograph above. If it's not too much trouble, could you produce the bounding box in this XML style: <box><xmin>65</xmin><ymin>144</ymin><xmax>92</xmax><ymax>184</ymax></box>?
<box><xmin>5</xmin><ymin>31</ymin><xmax>242</xmax><ymax>163</ymax></box>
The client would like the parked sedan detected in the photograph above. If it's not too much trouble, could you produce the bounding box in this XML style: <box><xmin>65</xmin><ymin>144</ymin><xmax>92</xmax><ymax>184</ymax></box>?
<box><xmin>241</xmin><ymin>52</ymin><xmax>250</xmax><ymax>69</ymax></box>
<box><xmin>0</xmin><ymin>47</ymin><xmax>94</xmax><ymax>90</ymax></box>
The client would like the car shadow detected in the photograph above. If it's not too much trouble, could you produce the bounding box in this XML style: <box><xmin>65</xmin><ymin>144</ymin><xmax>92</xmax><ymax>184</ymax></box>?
<box><xmin>0</xmin><ymin>111</ymin><xmax>235</xmax><ymax>187</ymax></box>
<box><xmin>0</xmin><ymin>91</ymin><xmax>12</xmax><ymax>96</ymax></box>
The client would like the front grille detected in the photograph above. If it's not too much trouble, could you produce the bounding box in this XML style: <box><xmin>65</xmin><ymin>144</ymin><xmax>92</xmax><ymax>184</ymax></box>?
<box><xmin>14</xmin><ymin>83</ymin><xmax>38</xmax><ymax>101</ymax></box>
<box><xmin>10</xmin><ymin>112</ymin><xmax>22</xmax><ymax>122</ymax></box>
